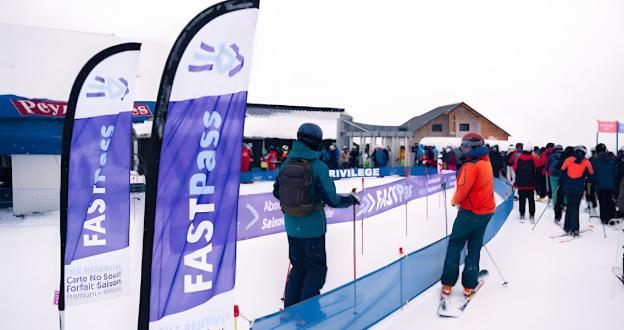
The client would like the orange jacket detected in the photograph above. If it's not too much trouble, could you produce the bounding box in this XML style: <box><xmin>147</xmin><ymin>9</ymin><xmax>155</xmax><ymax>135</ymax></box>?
<box><xmin>451</xmin><ymin>156</ymin><xmax>496</xmax><ymax>215</ymax></box>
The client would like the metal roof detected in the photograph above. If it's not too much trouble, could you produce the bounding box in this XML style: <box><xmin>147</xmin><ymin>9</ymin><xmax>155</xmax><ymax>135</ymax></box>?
<box><xmin>399</xmin><ymin>103</ymin><xmax>462</xmax><ymax>132</ymax></box>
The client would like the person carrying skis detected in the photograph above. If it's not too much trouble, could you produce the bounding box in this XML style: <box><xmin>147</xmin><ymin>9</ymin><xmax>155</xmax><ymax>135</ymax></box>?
<box><xmin>441</xmin><ymin>133</ymin><xmax>495</xmax><ymax>298</ymax></box>
<box><xmin>273</xmin><ymin>123</ymin><xmax>359</xmax><ymax>308</ymax></box>
<box><xmin>560</xmin><ymin>146</ymin><xmax>594</xmax><ymax>236</ymax></box>
<box><xmin>513</xmin><ymin>143</ymin><xmax>540</xmax><ymax>220</ymax></box>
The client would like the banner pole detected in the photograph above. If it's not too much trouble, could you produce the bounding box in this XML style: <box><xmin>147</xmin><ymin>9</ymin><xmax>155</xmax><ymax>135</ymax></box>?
<box><xmin>361</xmin><ymin>177</ymin><xmax>365</xmax><ymax>255</ymax></box>
<box><xmin>352</xmin><ymin>188</ymin><xmax>358</xmax><ymax>314</ymax></box>
<box><xmin>616</xmin><ymin>121</ymin><xmax>619</xmax><ymax>151</ymax></box>
<box><xmin>405</xmin><ymin>167</ymin><xmax>409</xmax><ymax>237</ymax></box>
<box><xmin>425</xmin><ymin>167</ymin><xmax>429</xmax><ymax>220</ymax></box>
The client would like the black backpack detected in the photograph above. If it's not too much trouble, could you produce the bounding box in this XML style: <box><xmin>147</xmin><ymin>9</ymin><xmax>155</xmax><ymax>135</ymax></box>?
<box><xmin>278</xmin><ymin>158</ymin><xmax>316</xmax><ymax>217</ymax></box>
<box><xmin>515</xmin><ymin>157</ymin><xmax>536</xmax><ymax>187</ymax></box>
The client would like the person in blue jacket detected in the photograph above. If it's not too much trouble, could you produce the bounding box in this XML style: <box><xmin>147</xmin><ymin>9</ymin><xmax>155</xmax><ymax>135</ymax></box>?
<box><xmin>273</xmin><ymin>123</ymin><xmax>359</xmax><ymax>308</ymax></box>
<box><xmin>374</xmin><ymin>146</ymin><xmax>388</xmax><ymax>168</ymax></box>
<box><xmin>590</xmin><ymin>143</ymin><xmax>618</xmax><ymax>224</ymax></box>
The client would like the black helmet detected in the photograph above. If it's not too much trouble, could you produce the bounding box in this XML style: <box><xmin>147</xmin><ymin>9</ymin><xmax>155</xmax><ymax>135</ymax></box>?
<box><xmin>595</xmin><ymin>143</ymin><xmax>607</xmax><ymax>154</ymax></box>
<box><xmin>297</xmin><ymin>123</ymin><xmax>323</xmax><ymax>150</ymax></box>
<box><xmin>574</xmin><ymin>145</ymin><xmax>587</xmax><ymax>157</ymax></box>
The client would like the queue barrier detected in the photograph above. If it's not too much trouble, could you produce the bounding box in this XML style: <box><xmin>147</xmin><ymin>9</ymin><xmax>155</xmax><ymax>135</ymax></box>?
<box><xmin>252</xmin><ymin>179</ymin><xmax>513</xmax><ymax>329</ymax></box>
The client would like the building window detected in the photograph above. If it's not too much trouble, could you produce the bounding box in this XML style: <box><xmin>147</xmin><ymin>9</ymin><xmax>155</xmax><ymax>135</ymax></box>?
<box><xmin>432</xmin><ymin>124</ymin><xmax>443</xmax><ymax>132</ymax></box>
<box><xmin>459</xmin><ymin>123</ymin><xmax>470</xmax><ymax>132</ymax></box>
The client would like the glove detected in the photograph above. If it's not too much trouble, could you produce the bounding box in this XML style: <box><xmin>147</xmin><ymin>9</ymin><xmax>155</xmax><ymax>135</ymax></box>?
<box><xmin>350</xmin><ymin>192</ymin><xmax>361</xmax><ymax>205</ymax></box>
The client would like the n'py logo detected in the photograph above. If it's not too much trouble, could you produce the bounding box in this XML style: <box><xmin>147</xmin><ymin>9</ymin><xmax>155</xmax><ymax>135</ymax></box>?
<box><xmin>86</xmin><ymin>76</ymin><xmax>130</xmax><ymax>100</ymax></box>
<box><xmin>188</xmin><ymin>42</ymin><xmax>244</xmax><ymax>77</ymax></box>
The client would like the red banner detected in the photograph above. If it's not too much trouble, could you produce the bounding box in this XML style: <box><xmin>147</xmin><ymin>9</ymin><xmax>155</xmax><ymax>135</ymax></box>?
<box><xmin>597</xmin><ymin>120</ymin><xmax>617</xmax><ymax>133</ymax></box>
<box><xmin>10</xmin><ymin>98</ymin><xmax>152</xmax><ymax>118</ymax></box>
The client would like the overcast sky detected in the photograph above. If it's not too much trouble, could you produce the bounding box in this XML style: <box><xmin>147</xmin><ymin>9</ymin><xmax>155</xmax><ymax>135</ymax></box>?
<box><xmin>1</xmin><ymin>0</ymin><xmax>623</xmax><ymax>149</ymax></box>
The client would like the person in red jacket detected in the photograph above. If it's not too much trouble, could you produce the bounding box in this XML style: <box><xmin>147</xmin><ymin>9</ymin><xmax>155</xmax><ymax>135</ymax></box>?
<box><xmin>513</xmin><ymin>143</ymin><xmax>540</xmax><ymax>220</ymax></box>
<box><xmin>267</xmin><ymin>146</ymin><xmax>279</xmax><ymax>171</ymax></box>
<box><xmin>440</xmin><ymin>133</ymin><xmax>495</xmax><ymax>306</ymax></box>
<box><xmin>241</xmin><ymin>143</ymin><xmax>251</xmax><ymax>172</ymax></box>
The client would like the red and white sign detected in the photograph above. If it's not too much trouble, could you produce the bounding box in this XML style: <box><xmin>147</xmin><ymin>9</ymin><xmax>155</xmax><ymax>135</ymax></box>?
<box><xmin>11</xmin><ymin>99</ymin><xmax>67</xmax><ymax>117</ymax></box>
<box><xmin>10</xmin><ymin>98</ymin><xmax>152</xmax><ymax>118</ymax></box>
<box><xmin>597</xmin><ymin>120</ymin><xmax>617</xmax><ymax>133</ymax></box>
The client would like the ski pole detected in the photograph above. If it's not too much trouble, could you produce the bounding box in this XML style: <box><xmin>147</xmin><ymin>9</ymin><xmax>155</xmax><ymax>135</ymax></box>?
<box><xmin>611</xmin><ymin>229</ymin><xmax>623</xmax><ymax>298</ymax></box>
<box><xmin>280</xmin><ymin>262</ymin><xmax>291</xmax><ymax>302</ymax></box>
<box><xmin>601</xmin><ymin>219</ymin><xmax>607</xmax><ymax>239</ymax></box>
<box><xmin>531</xmin><ymin>186</ymin><xmax>557</xmax><ymax>231</ymax></box>
<box><xmin>442</xmin><ymin>180</ymin><xmax>449</xmax><ymax>237</ymax></box>
<box><xmin>352</xmin><ymin>188</ymin><xmax>358</xmax><ymax>314</ymax></box>
<box><xmin>484</xmin><ymin>245</ymin><xmax>509</xmax><ymax>286</ymax></box>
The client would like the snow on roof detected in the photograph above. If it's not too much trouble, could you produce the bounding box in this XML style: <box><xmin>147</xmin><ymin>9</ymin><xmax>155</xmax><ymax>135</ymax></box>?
<box><xmin>244</xmin><ymin>109</ymin><xmax>340</xmax><ymax>140</ymax></box>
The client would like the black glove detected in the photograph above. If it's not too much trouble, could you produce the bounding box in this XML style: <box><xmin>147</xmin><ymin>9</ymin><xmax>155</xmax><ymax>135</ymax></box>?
<box><xmin>350</xmin><ymin>192</ymin><xmax>361</xmax><ymax>205</ymax></box>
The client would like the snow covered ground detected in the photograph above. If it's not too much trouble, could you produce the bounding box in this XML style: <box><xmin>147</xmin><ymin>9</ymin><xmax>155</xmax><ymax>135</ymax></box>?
<box><xmin>375</xmin><ymin>201</ymin><xmax>624</xmax><ymax>330</ymax></box>
<box><xmin>0</xmin><ymin>177</ymin><xmax>622</xmax><ymax>330</ymax></box>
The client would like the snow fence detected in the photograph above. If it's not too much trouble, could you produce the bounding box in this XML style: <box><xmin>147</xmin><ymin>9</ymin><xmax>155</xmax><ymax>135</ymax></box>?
<box><xmin>252</xmin><ymin>178</ymin><xmax>514</xmax><ymax>329</ymax></box>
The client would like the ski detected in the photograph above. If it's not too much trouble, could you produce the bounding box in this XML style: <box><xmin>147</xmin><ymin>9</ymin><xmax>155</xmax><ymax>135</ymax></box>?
<box><xmin>559</xmin><ymin>229</ymin><xmax>593</xmax><ymax>243</ymax></box>
<box><xmin>438</xmin><ymin>270</ymin><xmax>489</xmax><ymax>318</ymax></box>
<box><xmin>549</xmin><ymin>225</ymin><xmax>594</xmax><ymax>239</ymax></box>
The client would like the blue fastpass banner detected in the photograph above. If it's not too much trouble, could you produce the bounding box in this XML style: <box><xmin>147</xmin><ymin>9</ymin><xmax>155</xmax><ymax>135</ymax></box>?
<box><xmin>59</xmin><ymin>43</ymin><xmax>141</xmax><ymax>316</ymax></box>
<box><xmin>138</xmin><ymin>1</ymin><xmax>260</xmax><ymax>329</ymax></box>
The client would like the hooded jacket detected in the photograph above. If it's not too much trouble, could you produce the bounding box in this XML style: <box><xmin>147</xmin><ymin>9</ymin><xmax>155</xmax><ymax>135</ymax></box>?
<box><xmin>513</xmin><ymin>152</ymin><xmax>540</xmax><ymax>190</ymax></box>
<box><xmin>590</xmin><ymin>152</ymin><xmax>617</xmax><ymax>190</ymax></box>
<box><xmin>452</xmin><ymin>146</ymin><xmax>496</xmax><ymax>215</ymax></box>
<box><xmin>273</xmin><ymin>141</ymin><xmax>355</xmax><ymax>238</ymax></box>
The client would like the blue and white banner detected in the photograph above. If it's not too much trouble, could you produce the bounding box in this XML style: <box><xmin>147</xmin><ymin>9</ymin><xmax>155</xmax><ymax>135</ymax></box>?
<box><xmin>60</xmin><ymin>43</ymin><xmax>141</xmax><ymax>311</ymax></box>
<box><xmin>138</xmin><ymin>1</ymin><xmax>260</xmax><ymax>329</ymax></box>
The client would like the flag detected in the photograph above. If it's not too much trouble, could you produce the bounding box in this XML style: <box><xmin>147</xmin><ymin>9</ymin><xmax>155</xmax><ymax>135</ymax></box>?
<box><xmin>59</xmin><ymin>43</ymin><xmax>141</xmax><ymax>320</ymax></box>
<box><xmin>597</xmin><ymin>120</ymin><xmax>617</xmax><ymax>133</ymax></box>
<box><xmin>138</xmin><ymin>1</ymin><xmax>260</xmax><ymax>329</ymax></box>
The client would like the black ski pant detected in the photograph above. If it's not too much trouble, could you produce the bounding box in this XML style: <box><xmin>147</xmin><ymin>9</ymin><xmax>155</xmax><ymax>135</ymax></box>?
<box><xmin>586</xmin><ymin>182</ymin><xmax>597</xmax><ymax>209</ymax></box>
<box><xmin>554</xmin><ymin>183</ymin><xmax>565</xmax><ymax>220</ymax></box>
<box><xmin>518</xmin><ymin>189</ymin><xmax>535</xmax><ymax>217</ymax></box>
<box><xmin>284</xmin><ymin>235</ymin><xmax>327</xmax><ymax>308</ymax></box>
<box><xmin>537</xmin><ymin>174</ymin><xmax>547</xmax><ymax>198</ymax></box>
<box><xmin>564</xmin><ymin>192</ymin><xmax>583</xmax><ymax>233</ymax></box>
<box><xmin>597</xmin><ymin>189</ymin><xmax>615</xmax><ymax>224</ymax></box>
<box><xmin>441</xmin><ymin>209</ymin><xmax>492</xmax><ymax>290</ymax></box>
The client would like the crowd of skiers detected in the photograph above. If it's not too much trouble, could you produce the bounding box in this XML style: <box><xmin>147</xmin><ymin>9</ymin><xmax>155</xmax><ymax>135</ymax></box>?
<box><xmin>491</xmin><ymin>142</ymin><xmax>624</xmax><ymax>236</ymax></box>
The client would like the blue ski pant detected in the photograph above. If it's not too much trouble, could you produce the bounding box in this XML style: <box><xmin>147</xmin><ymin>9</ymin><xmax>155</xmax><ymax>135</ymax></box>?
<box><xmin>284</xmin><ymin>235</ymin><xmax>327</xmax><ymax>308</ymax></box>
<box><xmin>441</xmin><ymin>209</ymin><xmax>492</xmax><ymax>290</ymax></box>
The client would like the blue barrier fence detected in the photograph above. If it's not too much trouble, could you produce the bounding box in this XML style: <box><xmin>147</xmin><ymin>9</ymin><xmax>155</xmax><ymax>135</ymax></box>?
<box><xmin>252</xmin><ymin>179</ymin><xmax>514</xmax><ymax>330</ymax></box>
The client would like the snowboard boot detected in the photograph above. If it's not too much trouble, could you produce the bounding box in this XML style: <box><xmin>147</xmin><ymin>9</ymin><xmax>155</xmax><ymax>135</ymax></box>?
<box><xmin>519</xmin><ymin>214</ymin><xmax>525</xmax><ymax>220</ymax></box>
<box><xmin>572</xmin><ymin>230</ymin><xmax>580</xmax><ymax>237</ymax></box>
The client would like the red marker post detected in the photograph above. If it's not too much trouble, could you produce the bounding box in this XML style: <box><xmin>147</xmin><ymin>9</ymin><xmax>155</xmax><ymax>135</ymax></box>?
<box><xmin>234</xmin><ymin>305</ymin><xmax>240</xmax><ymax>330</ymax></box>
